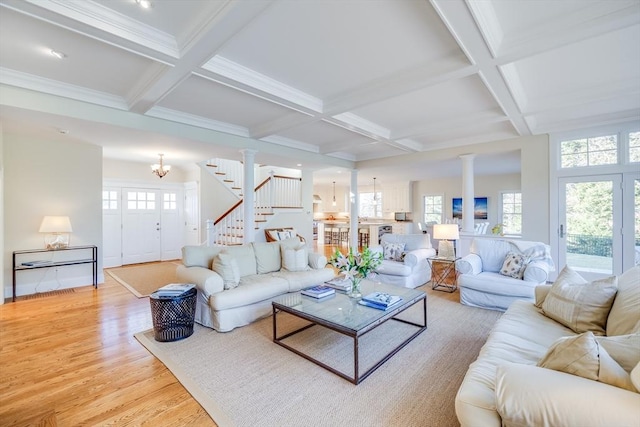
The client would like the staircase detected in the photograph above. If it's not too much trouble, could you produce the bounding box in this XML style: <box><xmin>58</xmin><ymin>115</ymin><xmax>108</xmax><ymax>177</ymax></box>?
<box><xmin>204</xmin><ymin>158</ymin><xmax>303</xmax><ymax>246</ymax></box>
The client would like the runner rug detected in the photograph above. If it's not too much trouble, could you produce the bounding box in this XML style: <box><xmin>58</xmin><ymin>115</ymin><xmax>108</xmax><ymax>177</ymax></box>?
<box><xmin>106</xmin><ymin>262</ymin><xmax>179</xmax><ymax>297</ymax></box>
<box><xmin>134</xmin><ymin>287</ymin><xmax>501</xmax><ymax>427</ymax></box>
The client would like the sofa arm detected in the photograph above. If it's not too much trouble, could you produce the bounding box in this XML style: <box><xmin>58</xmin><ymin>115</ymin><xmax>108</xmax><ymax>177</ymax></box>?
<box><xmin>496</xmin><ymin>363</ymin><xmax>640</xmax><ymax>427</ymax></box>
<box><xmin>523</xmin><ymin>260</ymin><xmax>550</xmax><ymax>283</ymax></box>
<box><xmin>456</xmin><ymin>253</ymin><xmax>482</xmax><ymax>275</ymax></box>
<box><xmin>308</xmin><ymin>252</ymin><xmax>328</xmax><ymax>269</ymax></box>
<box><xmin>176</xmin><ymin>265</ymin><xmax>224</xmax><ymax>299</ymax></box>
<box><xmin>404</xmin><ymin>248</ymin><xmax>436</xmax><ymax>267</ymax></box>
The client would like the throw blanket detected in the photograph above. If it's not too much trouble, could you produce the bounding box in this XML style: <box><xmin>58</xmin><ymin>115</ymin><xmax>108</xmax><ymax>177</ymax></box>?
<box><xmin>509</xmin><ymin>240</ymin><xmax>556</xmax><ymax>271</ymax></box>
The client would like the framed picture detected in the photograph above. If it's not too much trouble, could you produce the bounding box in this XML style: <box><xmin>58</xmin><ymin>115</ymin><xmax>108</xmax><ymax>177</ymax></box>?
<box><xmin>452</xmin><ymin>197</ymin><xmax>488</xmax><ymax>220</ymax></box>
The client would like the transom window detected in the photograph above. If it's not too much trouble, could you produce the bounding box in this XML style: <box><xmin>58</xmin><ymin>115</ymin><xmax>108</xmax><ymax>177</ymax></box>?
<box><xmin>560</xmin><ymin>135</ymin><xmax>617</xmax><ymax>168</ymax></box>
<box><xmin>501</xmin><ymin>192</ymin><xmax>522</xmax><ymax>235</ymax></box>
<box><xmin>423</xmin><ymin>195</ymin><xmax>443</xmax><ymax>224</ymax></box>
<box><xmin>127</xmin><ymin>191</ymin><xmax>156</xmax><ymax>210</ymax></box>
<box><xmin>629</xmin><ymin>131</ymin><xmax>640</xmax><ymax>163</ymax></box>
<box><xmin>163</xmin><ymin>193</ymin><xmax>177</xmax><ymax>210</ymax></box>
<box><xmin>102</xmin><ymin>191</ymin><xmax>118</xmax><ymax>210</ymax></box>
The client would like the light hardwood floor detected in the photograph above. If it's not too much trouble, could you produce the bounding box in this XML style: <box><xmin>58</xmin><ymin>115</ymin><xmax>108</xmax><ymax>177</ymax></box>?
<box><xmin>0</xmin><ymin>273</ymin><xmax>215</xmax><ymax>426</ymax></box>
<box><xmin>0</xmin><ymin>242</ymin><xmax>345</xmax><ymax>426</ymax></box>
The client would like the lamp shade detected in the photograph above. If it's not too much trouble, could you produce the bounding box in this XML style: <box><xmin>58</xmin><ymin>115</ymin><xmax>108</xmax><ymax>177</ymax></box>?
<box><xmin>39</xmin><ymin>216</ymin><xmax>73</xmax><ymax>233</ymax></box>
<box><xmin>432</xmin><ymin>223</ymin><xmax>459</xmax><ymax>240</ymax></box>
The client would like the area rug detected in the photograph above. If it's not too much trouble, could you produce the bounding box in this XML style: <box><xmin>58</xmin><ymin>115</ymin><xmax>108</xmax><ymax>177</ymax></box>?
<box><xmin>134</xmin><ymin>287</ymin><xmax>501</xmax><ymax>427</ymax></box>
<box><xmin>106</xmin><ymin>262</ymin><xmax>179</xmax><ymax>297</ymax></box>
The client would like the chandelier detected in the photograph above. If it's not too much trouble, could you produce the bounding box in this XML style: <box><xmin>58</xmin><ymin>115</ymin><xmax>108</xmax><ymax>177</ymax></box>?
<box><xmin>151</xmin><ymin>154</ymin><xmax>171</xmax><ymax>178</ymax></box>
<box><xmin>373</xmin><ymin>177</ymin><xmax>377</xmax><ymax>205</ymax></box>
<box><xmin>332</xmin><ymin>181</ymin><xmax>337</xmax><ymax>206</ymax></box>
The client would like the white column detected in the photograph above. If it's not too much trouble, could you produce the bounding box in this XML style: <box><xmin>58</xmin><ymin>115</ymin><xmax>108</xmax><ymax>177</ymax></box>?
<box><xmin>350</xmin><ymin>169</ymin><xmax>359</xmax><ymax>249</ymax></box>
<box><xmin>460</xmin><ymin>154</ymin><xmax>475</xmax><ymax>234</ymax></box>
<box><xmin>240</xmin><ymin>149</ymin><xmax>256</xmax><ymax>243</ymax></box>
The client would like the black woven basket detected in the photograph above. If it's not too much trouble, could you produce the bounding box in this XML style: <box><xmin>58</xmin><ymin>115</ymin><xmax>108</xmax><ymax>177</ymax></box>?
<box><xmin>149</xmin><ymin>287</ymin><xmax>197</xmax><ymax>342</ymax></box>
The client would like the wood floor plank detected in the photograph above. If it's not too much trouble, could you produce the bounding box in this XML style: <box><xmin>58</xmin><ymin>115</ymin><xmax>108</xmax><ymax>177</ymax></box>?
<box><xmin>0</xmin><ymin>269</ymin><xmax>215</xmax><ymax>426</ymax></box>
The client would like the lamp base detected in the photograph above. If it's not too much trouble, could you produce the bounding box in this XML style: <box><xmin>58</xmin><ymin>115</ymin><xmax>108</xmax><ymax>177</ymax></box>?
<box><xmin>438</xmin><ymin>240</ymin><xmax>455</xmax><ymax>259</ymax></box>
<box><xmin>44</xmin><ymin>233</ymin><xmax>70</xmax><ymax>250</ymax></box>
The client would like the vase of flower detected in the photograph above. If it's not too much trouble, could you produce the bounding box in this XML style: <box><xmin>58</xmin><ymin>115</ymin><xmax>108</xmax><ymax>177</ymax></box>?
<box><xmin>329</xmin><ymin>247</ymin><xmax>382</xmax><ymax>299</ymax></box>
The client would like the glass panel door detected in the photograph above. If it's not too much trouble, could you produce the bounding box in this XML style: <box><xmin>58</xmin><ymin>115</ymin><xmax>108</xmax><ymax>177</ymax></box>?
<box><xmin>558</xmin><ymin>175</ymin><xmax>622</xmax><ymax>279</ymax></box>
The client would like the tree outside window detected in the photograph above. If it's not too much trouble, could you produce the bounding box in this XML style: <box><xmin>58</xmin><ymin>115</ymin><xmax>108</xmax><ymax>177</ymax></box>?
<box><xmin>501</xmin><ymin>192</ymin><xmax>522</xmax><ymax>235</ymax></box>
<box><xmin>423</xmin><ymin>195</ymin><xmax>443</xmax><ymax>224</ymax></box>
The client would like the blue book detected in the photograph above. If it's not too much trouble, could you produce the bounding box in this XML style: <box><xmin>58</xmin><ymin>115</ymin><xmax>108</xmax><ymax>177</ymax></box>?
<box><xmin>358</xmin><ymin>298</ymin><xmax>403</xmax><ymax>311</ymax></box>
<box><xmin>362</xmin><ymin>292</ymin><xmax>402</xmax><ymax>308</ymax></box>
<box><xmin>301</xmin><ymin>285</ymin><xmax>335</xmax><ymax>298</ymax></box>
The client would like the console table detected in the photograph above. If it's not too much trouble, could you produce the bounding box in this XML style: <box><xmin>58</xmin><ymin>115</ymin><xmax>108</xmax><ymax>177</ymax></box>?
<box><xmin>12</xmin><ymin>245</ymin><xmax>98</xmax><ymax>302</ymax></box>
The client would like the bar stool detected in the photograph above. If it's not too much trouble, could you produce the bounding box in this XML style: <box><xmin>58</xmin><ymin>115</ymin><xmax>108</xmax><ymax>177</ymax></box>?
<box><xmin>324</xmin><ymin>227</ymin><xmax>333</xmax><ymax>244</ymax></box>
<box><xmin>358</xmin><ymin>228</ymin><xmax>370</xmax><ymax>247</ymax></box>
<box><xmin>339</xmin><ymin>226</ymin><xmax>349</xmax><ymax>245</ymax></box>
<box><xmin>330</xmin><ymin>227</ymin><xmax>341</xmax><ymax>245</ymax></box>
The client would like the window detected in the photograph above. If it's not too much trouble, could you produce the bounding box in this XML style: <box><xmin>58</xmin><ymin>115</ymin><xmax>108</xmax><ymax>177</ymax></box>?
<box><xmin>423</xmin><ymin>195</ymin><xmax>443</xmax><ymax>224</ymax></box>
<box><xmin>102</xmin><ymin>191</ymin><xmax>118</xmax><ymax>210</ymax></box>
<box><xmin>629</xmin><ymin>131</ymin><xmax>640</xmax><ymax>163</ymax></box>
<box><xmin>127</xmin><ymin>191</ymin><xmax>155</xmax><ymax>210</ymax></box>
<box><xmin>359</xmin><ymin>192</ymin><xmax>382</xmax><ymax>218</ymax></box>
<box><xmin>560</xmin><ymin>135</ymin><xmax>617</xmax><ymax>168</ymax></box>
<box><xmin>501</xmin><ymin>192</ymin><xmax>522</xmax><ymax>235</ymax></box>
<box><xmin>163</xmin><ymin>192</ymin><xmax>177</xmax><ymax>210</ymax></box>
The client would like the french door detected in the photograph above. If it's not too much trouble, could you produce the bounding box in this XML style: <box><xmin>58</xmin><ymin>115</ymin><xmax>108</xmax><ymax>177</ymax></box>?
<box><xmin>122</xmin><ymin>188</ymin><xmax>162</xmax><ymax>265</ymax></box>
<box><xmin>558</xmin><ymin>173</ymin><xmax>638</xmax><ymax>279</ymax></box>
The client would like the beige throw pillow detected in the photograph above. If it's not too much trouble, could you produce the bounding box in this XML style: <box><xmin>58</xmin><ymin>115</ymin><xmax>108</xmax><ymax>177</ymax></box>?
<box><xmin>606</xmin><ymin>265</ymin><xmax>640</xmax><ymax>336</ymax></box>
<box><xmin>281</xmin><ymin>244</ymin><xmax>308</xmax><ymax>272</ymax></box>
<box><xmin>541</xmin><ymin>266</ymin><xmax>618</xmax><ymax>335</ymax></box>
<box><xmin>595</xmin><ymin>334</ymin><xmax>640</xmax><ymax>373</ymax></box>
<box><xmin>631</xmin><ymin>362</ymin><xmax>640</xmax><ymax>392</ymax></box>
<box><xmin>499</xmin><ymin>252</ymin><xmax>528</xmax><ymax>279</ymax></box>
<box><xmin>211</xmin><ymin>252</ymin><xmax>240</xmax><ymax>290</ymax></box>
<box><xmin>538</xmin><ymin>332</ymin><xmax>636</xmax><ymax>392</ymax></box>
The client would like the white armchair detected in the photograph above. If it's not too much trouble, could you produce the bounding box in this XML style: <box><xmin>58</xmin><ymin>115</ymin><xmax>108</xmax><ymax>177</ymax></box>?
<box><xmin>455</xmin><ymin>238</ymin><xmax>555</xmax><ymax>311</ymax></box>
<box><xmin>370</xmin><ymin>233</ymin><xmax>436</xmax><ymax>288</ymax></box>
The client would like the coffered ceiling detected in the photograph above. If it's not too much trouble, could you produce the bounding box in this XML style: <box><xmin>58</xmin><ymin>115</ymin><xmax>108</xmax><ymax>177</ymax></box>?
<box><xmin>0</xmin><ymin>0</ymin><xmax>638</xmax><ymax>184</ymax></box>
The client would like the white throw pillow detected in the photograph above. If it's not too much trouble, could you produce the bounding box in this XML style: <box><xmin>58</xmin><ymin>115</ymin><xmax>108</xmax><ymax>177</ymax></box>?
<box><xmin>499</xmin><ymin>252</ymin><xmax>528</xmax><ymax>279</ymax></box>
<box><xmin>252</xmin><ymin>241</ymin><xmax>281</xmax><ymax>274</ymax></box>
<box><xmin>541</xmin><ymin>265</ymin><xmax>618</xmax><ymax>335</ymax></box>
<box><xmin>538</xmin><ymin>332</ymin><xmax>636</xmax><ymax>392</ymax></box>
<box><xmin>211</xmin><ymin>252</ymin><xmax>240</xmax><ymax>290</ymax></box>
<box><xmin>383</xmin><ymin>242</ymin><xmax>405</xmax><ymax>262</ymax></box>
<box><xmin>281</xmin><ymin>244</ymin><xmax>308</xmax><ymax>272</ymax></box>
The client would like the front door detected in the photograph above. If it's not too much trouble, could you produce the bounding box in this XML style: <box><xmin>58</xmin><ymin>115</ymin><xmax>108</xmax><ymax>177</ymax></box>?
<box><xmin>122</xmin><ymin>188</ymin><xmax>161</xmax><ymax>265</ymax></box>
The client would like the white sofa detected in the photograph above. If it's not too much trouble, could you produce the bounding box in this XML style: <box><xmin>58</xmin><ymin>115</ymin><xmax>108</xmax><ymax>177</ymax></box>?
<box><xmin>370</xmin><ymin>233</ymin><xmax>436</xmax><ymax>288</ymax></box>
<box><xmin>176</xmin><ymin>239</ymin><xmax>335</xmax><ymax>332</ymax></box>
<box><xmin>455</xmin><ymin>266</ymin><xmax>640</xmax><ymax>427</ymax></box>
<box><xmin>455</xmin><ymin>238</ymin><xmax>555</xmax><ymax>311</ymax></box>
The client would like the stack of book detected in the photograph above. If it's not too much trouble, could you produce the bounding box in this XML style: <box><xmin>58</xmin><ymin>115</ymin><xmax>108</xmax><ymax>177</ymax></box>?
<box><xmin>358</xmin><ymin>292</ymin><xmax>403</xmax><ymax>311</ymax></box>
<box><xmin>324</xmin><ymin>276</ymin><xmax>352</xmax><ymax>293</ymax></box>
<box><xmin>154</xmin><ymin>283</ymin><xmax>195</xmax><ymax>298</ymax></box>
<box><xmin>301</xmin><ymin>285</ymin><xmax>336</xmax><ymax>299</ymax></box>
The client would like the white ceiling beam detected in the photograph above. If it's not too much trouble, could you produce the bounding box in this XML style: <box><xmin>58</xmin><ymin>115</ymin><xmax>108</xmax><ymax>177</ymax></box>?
<box><xmin>391</xmin><ymin>109</ymin><xmax>509</xmax><ymax>140</ymax></box>
<box><xmin>128</xmin><ymin>1</ymin><xmax>274</xmax><ymax>113</ymax></box>
<box><xmin>531</xmin><ymin>108</ymin><xmax>640</xmax><ymax>135</ymax></box>
<box><xmin>249</xmin><ymin>111</ymin><xmax>319</xmax><ymax>140</ymax></box>
<box><xmin>430</xmin><ymin>0</ymin><xmax>531</xmax><ymax>136</ymax></box>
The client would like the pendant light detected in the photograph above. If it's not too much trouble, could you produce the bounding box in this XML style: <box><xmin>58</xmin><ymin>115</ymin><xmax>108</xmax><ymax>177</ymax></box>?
<box><xmin>372</xmin><ymin>177</ymin><xmax>377</xmax><ymax>205</ymax></box>
<box><xmin>332</xmin><ymin>181</ymin><xmax>337</xmax><ymax>206</ymax></box>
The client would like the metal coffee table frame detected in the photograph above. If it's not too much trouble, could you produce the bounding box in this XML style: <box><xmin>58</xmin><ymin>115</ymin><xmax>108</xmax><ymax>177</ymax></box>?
<box><xmin>272</xmin><ymin>292</ymin><xmax>427</xmax><ymax>385</ymax></box>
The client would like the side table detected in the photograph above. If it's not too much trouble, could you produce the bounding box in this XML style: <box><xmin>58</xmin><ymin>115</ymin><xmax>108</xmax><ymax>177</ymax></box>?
<box><xmin>149</xmin><ymin>287</ymin><xmax>197</xmax><ymax>342</ymax></box>
<box><xmin>428</xmin><ymin>256</ymin><xmax>460</xmax><ymax>293</ymax></box>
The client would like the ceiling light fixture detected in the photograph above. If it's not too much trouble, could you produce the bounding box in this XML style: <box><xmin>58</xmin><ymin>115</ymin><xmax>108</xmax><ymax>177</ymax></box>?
<box><xmin>372</xmin><ymin>177</ymin><xmax>377</xmax><ymax>205</ymax></box>
<box><xmin>50</xmin><ymin>49</ymin><xmax>66</xmax><ymax>59</ymax></box>
<box><xmin>136</xmin><ymin>0</ymin><xmax>152</xmax><ymax>8</ymax></box>
<box><xmin>332</xmin><ymin>181</ymin><xmax>337</xmax><ymax>207</ymax></box>
<box><xmin>151</xmin><ymin>153</ymin><xmax>171</xmax><ymax>178</ymax></box>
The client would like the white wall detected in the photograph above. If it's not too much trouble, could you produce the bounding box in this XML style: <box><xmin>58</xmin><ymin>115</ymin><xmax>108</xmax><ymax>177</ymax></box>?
<box><xmin>103</xmin><ymin>158</ymin><xmax>188</xmax><ymax>183</ymax></box>
<box><xmin>4</xmin><ymin>134</ymin><xmax>103</xmax><ymax>298</ymax></box>
<box><xmin>0</xmin><ymin>122</ymin><xmax>4</xmax><ymax>304</ymax></box>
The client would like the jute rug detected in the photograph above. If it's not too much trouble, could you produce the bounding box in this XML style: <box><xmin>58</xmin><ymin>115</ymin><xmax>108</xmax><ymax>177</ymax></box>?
<box><xmin>135</xmin><ymin>286</ymin><xmax>501</xmax><ymax>427</ymax></box>
<box><xmin>106</xmin><ymin>262</ymin><xmax>180</xmax><ymax>297</ymax></box>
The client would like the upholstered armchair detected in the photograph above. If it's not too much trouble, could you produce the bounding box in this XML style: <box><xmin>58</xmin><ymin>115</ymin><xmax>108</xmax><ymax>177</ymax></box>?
<box><xmin>455</xmin><ymin>238</ymin><xmax>555</xmax><ymax>311</ymax></box>
<box><xmin>369</xmin><ymin>233</ymin><xmax>437</xmax><ymax>288</ymax></box>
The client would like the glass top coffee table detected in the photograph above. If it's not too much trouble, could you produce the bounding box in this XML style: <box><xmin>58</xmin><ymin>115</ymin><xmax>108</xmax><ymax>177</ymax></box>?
<box><xmin>272</xmin><ymin>281</ymin><xmax>426</xmax><ymax>384</ymax></box>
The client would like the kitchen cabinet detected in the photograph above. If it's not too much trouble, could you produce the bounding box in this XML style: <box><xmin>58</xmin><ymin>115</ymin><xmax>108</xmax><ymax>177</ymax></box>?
<box><xmin>382</xmin><ymin>183</ymin><xmax>411</xmax><ymax>213</ymax></box>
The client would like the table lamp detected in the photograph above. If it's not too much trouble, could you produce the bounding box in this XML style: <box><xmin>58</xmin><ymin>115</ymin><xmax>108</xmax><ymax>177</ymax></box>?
<box><xmin>39</xmin><ymin>216</ymin><xmax>73</xmax><ymax>250</ymax></box>
<box><xmin>433</xmin><ymin>223</ymin><xmax>459</xmax><ymax>258</ymax></box>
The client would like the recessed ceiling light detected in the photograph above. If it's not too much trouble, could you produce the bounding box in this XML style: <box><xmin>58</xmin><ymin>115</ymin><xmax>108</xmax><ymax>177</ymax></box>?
<box><xmin>50</xmin><ymin>49</ymin><xmax>67</xmax><ymax>59</ymax></box>
<box><xmin>297</xmin><ymin>164</ymin><xmax>302</xmax><ymax>167</ymax></box>
<box><xmin>136</xmin><ymin>0</ymin><xmax>152</xmax><ymax>8</ymax></box>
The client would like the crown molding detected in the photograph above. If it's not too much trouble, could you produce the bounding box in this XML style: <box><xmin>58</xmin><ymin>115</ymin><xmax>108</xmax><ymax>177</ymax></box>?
<box><xmin>201</xmin><ymin>56</ymin><xmax>323</xmax><ymax>113</ymax></box>
<box><xmin>0</xmin><ymin>67</ymin><xmax>127</xmax><ymax>110</ymax></box>
<box><xmin>146</xmin><ymin>106</ymin><xmax>250</xmax><ymax>137</ymax></box>
<box><xmin>20</xmin><ymin>0</ymin><xmax>179</xmax><ymax>58</ymax></box>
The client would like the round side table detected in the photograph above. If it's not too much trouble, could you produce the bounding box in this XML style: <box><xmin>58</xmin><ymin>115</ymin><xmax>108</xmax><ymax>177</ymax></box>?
<box><xmin>149</xmin><ymin>286</ymin><xmax>197</xmax><ymax>342</ymax></box>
